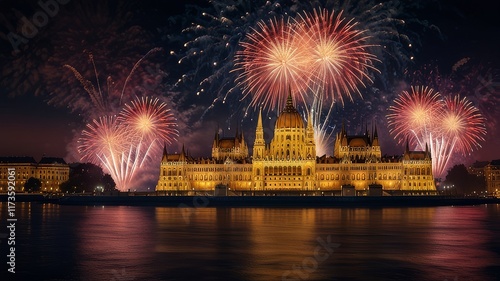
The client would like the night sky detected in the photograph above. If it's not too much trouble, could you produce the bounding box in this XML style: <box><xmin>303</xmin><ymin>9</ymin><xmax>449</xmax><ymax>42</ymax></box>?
<box><xmin>0</xmin><ymin>0</ymin><xmax>498</xmax><ymax>180</ymax></box>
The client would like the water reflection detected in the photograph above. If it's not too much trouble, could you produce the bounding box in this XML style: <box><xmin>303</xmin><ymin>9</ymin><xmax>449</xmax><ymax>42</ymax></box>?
<box><xmin>76</xmin><ymin>206</ymin><xmax>156</xmax><ymax>280</ymax></box>
<box><xmin>1</xmin><ymin>203</ymin><xmax>499</xmax><ymax>281</ymax></box>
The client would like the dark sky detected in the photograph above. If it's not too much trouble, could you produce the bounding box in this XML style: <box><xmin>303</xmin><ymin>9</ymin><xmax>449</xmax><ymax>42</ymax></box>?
<box><xmin>0</xmin><ymin>0</ymin><xmax>498</xmax><ymax>168</ymax></box>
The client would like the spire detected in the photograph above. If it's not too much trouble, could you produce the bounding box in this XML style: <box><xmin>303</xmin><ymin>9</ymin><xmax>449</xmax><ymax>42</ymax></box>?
<box><xmin>257</xmin><ymin>107</ymin><xmax>263</xmax><ymax>129</ymax></box>
<box><xmin>286</xmin><ymin>89</ymin><xmax>293</xmax><ymax>108</ymax></box>
<box><xmin>373</xmin><ymin>124</ymin><xmax>378</xmax><ymax>138</ymax></box>
<box><xmin>161</xmin><ymin>142</ymin><xmax>168</xmax><ymax>162</ymax></box>
<box><xmin>213</xmin><ymin>126</ymin><xmax>219</xmax><ymax>148</ymax></box>
<box><xmin>180</xmin><ymin>144</ymin><xmax>186</xmax><ymax>161</ymax></box>
<box><xmin>405</xmin><ymin>138</ymin><xmax>410</xmax><ymax>153</ymax></box>
<box><xmin>307</xmin><ymin>111</ymin><xmax>313</xmax><ymax>129</ymax></box>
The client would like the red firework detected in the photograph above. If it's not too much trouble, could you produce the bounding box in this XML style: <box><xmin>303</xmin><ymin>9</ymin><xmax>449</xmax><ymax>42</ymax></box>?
<box><xmin>235</xmin><ymin>17</ymin><xmax>310</xmax><ymax>110</ymax></box>
<box><xmin>298</xmin><ymin>8</ymin><xmax>379</xmax><ymax>105</ymax></box>
<box><xmin>234</xmin><ymin>8</ymin><xmax>378</xmax><ymax>110</ymax></box>
<box><xmin>118</xmin><ymin>96</ymin><xmax>179</xmax><ymax>145</ymax></box>
<box><xmin>387</xmin><ymin>86</ymin><xmax>443</xmax><ymax>146</ymax></box>
<box><xmin>78</xmin><ymin>96</ymin><xmax>179</xmax><ymax>191</ymax></box>
<box><xmin>439</xmin><ymin>95</ymin><xmax>487</xmax><ymax>154</ymax></box>
<box><xmin>78</xmin><ymin>116</ymin><xmax>130</xmax><ymax>164</ymax></box>
<box><xmin>387</xmin><ymin>86</ymin><xmax>487</xmax><ymax>178</ymax></box>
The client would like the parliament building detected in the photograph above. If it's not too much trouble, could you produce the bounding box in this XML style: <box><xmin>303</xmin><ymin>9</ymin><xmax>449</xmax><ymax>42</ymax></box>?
<box><xmin>156</xmin><ymin>95</ymin><xmax>436</xmax><ymax>195</ymax></box>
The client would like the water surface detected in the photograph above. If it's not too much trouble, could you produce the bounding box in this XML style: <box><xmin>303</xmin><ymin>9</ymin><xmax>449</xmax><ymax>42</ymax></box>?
<box><xmin>1</xmin><ymin>202</ymin><xmax>499</xmax><ymax>280</ymax></box>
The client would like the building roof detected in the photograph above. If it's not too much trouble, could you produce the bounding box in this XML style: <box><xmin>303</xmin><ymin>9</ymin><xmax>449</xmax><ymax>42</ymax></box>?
<box><xmin>275</xmin><ymin>94</ymin><xmax>304</xmax><ymax>129</ymax></box>
<box><xmin>490</xmin><ymin>159</ymin><xmax>500</xmax><ymax>166</ymax></box>
<box><xmin>39</xmin><ymin>157</ymin><xmax>67</xmax><ymax>165</ymax></box>
<box><xmin>0</xmin><ymin>156</ymin><xmax>37</xmax><ymax>164</ymax></box>
<box><xmin>347</xmin><ymin>136</ymin><xmax>370</xmax><ymax>147</ymax></box>
<box><xmin>405</xmin><ymin>151</ymin><xmax>427</xmax><ymax>160</ymax></box>
<box><xmin>219</xmin><ymin>138</ymin><xmax>237</xmax><ymax>149</ymax></box>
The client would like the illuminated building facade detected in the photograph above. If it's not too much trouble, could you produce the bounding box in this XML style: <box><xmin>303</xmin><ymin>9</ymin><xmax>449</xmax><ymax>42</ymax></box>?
<box><xmin>485</xmin><ymin>160</ymin><xmax>500</xmax><ymax>196</ymax></box>
<box><xmin>156</xmin><ymin>96</ymin><xmax>436</xmax><ymax>195</ymax></box>
<box><xmin>0</xmin><ymin>157</ymin><xmax>69</xmax><ymax>193</ymax></box>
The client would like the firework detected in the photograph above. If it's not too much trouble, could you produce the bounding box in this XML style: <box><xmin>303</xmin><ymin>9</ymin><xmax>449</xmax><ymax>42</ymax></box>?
<box><xmin>119</xmin><ymin>96</ymin><xmax>179</xmax><ymax>149</ymax></box>
<box><xmin>62</xmin><ymin>48</ymin><xmax>164</xmax><ymax>118</ymax></box>
<box><xmin>387</xmin><ymin>87</ymin><xmax>486</xmax><ymax>178</ymax></box>
<box><xmin>439</xmin><ymin>95</ymin><xmax>486</xmax><ymax>154</ymax></box>
<box><xmin>303</xmin><ymin>94</ymin><xmax>336</xmax><ymax>156</ymax></box>
<box><xmin>235</xmin><ymin>17</ymin><xmax>311</xmax><ymax>110</ymax></box>
<box><xmin>387</xmin><ymin>86</ymin><xmax>442</xmax><ymax>149</ymax></box>
<box><xmin>78</xmin><ymin>116</ymin><xmax>135</xmax><ymax>189</ymax></box>
<box><xmin>78</xmin><ymin>97</ymin><xmax>179</xmax><ymax>191</ymax></box>
<box><xmin>173</xmin><ymin>0</ymin><xmax>428</xmax><ymax>114</ymax></box>
<box><xmin>298</xmin><ymin>8</ymin><xmax>379</xmax><ymax>105</ymax></box>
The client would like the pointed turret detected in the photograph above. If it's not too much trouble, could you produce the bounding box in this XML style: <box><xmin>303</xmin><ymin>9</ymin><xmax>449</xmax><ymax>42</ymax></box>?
<box><xmin>161</xmin><ymin>142</ymin><xmax>168</xmax><ymax>162</ymax></box>
<box><xmin>425</xmin><ymin>142</ymin><xmax>431</xmax><ymax>159</ymax></box>
<box><xmin>372</xmin><ymin>124</ymin><xmax>379</xmax><ymax>147</ymax></box>
<box><xmin>212</xmin><ymin>126</ymin><xmax>220</xmax><ymax>148</ymax></box>
<box><xmin>180</xmin><ymin>144</ymin><xmax>186</xmax><ymax>161</ymax></box>
<box><xmin>307</xmin><ymin>111</ymin><xmax>313</xmax><ymax>129</ymax></box>
<box><xmin>286</xmin><ymin>89</ymin><xmax>293</xmax><ymax>109</ymax></box>
<box><xmin>253</xmin><ymin>107</ymin><xmax>266</xmax><ymax>159</ymax></box>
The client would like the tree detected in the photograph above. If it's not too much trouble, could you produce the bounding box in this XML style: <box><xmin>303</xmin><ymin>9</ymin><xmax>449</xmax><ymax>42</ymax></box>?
<box><xmin>24</xmin><ymin>177</ymin><xmax>41</xmax><ymax>193</ymax></box>
<box><xmin>444</xmin><ymin>164</ymin><xmax>486</xmax><ymax>195</ymax></box>
<box><xmin>60</xmin><ymin>163</ymin><xmax>117</xmax><ymax>193</ymax></box>
<box><xmin>101</xmin><ymin>174</ymin><xmax>116</xmax><ymax>192</ymax></box>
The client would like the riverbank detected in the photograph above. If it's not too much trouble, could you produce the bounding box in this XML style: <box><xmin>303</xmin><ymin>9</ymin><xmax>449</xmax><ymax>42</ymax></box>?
<box><xmin>1</xmin><ymin>193</ymin><xmax>499</xmax><ymax>207</ymax></box>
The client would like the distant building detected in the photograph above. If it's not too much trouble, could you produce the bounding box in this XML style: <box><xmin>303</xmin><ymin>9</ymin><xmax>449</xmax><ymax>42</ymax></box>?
<box><xmin>467</xmin><ymin>161</ymin><xmax>489</xmax><ymax>177</ymax></box>
<box><xmin>0</xmin><ymin>157</ymin><xmax>69</xmax><ymax>192</ymax></box>
<box><xmin>156</xmin><ymin>95</ymin><xmax>436</xmax><ymax>195</ymax></box>
<box><xmin>485</xmin><ymin>160</ymin><xmax>500</xmax><ymax>196</ymax></box>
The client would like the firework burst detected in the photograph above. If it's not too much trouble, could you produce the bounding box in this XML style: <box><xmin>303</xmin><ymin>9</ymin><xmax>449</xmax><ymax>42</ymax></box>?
<box><xmin>119</xmin><ymin>96</ymin><xmax>179</xmax><ymax>148</ymax></box>
<box><xmin>235</xmin><ymin>17</ymin><xmax>311</xmax><ymax>110</ymax></box>
<box><xmin>78</xmin><ymin>96</ymin><xmax>179</xmax><ymax>191</ymax></box>
<box><xmin>387</xmin><ymin>86</ymin><xmax>442</xmax><ymax>149</ymax></box>
<box><xmin>439</xmin><ymin>95</ymin><xmax>486</xmax><ymax>154</ymax></box>
<box><xmin>172</xmin><ymin>0</ymin><xmax>431</xmax><ymax>115</ymax></box>
<box><xmin>234</xmin><ymin>8</ymin><xmax>378</xmax><ymax>110</ymax></box>
<box><xmin>387</xmin><ymin>86</ymin><xmax>486</xmax><ymax>178</ymax></box>
<box><xmin>298</xmin><ymin>8</ymin><xmax>379</xmax><ymax>105</ymax></box>
<box><xmin>63</xmin><ymin>48</ymin><xmax>164</xmax><ymax>118</ymax></box>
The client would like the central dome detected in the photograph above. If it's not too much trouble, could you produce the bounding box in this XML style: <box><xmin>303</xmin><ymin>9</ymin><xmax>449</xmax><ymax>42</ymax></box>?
<box><xmin>275</xmin><ymin>94</ymin><xmax>304</xmax><ymax>129</ymax></box>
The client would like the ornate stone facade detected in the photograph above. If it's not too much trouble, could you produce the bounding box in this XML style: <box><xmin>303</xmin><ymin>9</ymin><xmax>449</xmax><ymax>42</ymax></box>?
<box><xmin>156</xmin><ymin>95</ymin><xmax>436</xmax><ymax>195</ymax></box>
<box><xmin>0</xmin><ymin>157</ymin><xmax>69</xmax><ymax>192</ymax></box>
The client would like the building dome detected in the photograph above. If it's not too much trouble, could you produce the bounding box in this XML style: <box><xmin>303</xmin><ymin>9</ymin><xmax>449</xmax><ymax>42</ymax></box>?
<box><xmin>349</xmin><ymin>137</ymin><xmax>367</xmax><ymax>147</ymax></box>
<box><xmin>275</xmin><ymin>95</ymin><xmax>304</xmax><ymax>129</ymax></box>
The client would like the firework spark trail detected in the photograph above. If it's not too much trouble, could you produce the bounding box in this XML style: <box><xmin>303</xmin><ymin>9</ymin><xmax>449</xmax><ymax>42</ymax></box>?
<box><xmin>298</xmin><ymin>8</ymin><xmax>380</xmax><ymax>105</ymax></box>
<box><xmin>78</xmin><ymin>116</ymin><xmax>134</xmax><ymax>189</ymax></box>
<box><xmin>304</xmin><ymin>93</ymin><xmax>337</xmax><ymax>156</ymax></box>
<box><xmin>439</xmin><ymin>95</ymin><xmax>487</xmax><ymax>154</ymax></box>
<box><xmin>119</xmin><ymin>96</ymin><xmax>179</xmax><ymax>154</ymax></box>
<box><xmin>172</xmin><ymin>0</ymin><xmax>436</xmax><ymax>158</ymax></box>
<box><xmin>387</xmin><ymin>87</ymin><xmax>486</xmax><ymax>178</ymax></box>
<box><xmin>78</xmin><ymin>97</ymin><xmax>179</xmax><ymax>191</ymax></box>
<box><xmin>387</xmin><ymin>86</ymin><xmax>442</xmax><ymax>149</ymax></box>
<box><xmin>174</xmin><ymin>0</ymin><xmax>423</xmax><ymax>100</ymax></box>
<box><xmin>234</xmin><ymin>8</ymin><xmax>379</xmax><ymax>111</ymax></box>
<box><xmin>119</xmin><ymin>48</ymin><xmax>164</xmax><ymax>104</ymax></box>
<box><xmin>235</xmin><ymin>17</ymin><xmax>312</xmax><ymax>110</ymax></box>
<box><xmin>64</xmin><ymin>48</ymin><xmax>165</xmax><ymax>118</ymax></box>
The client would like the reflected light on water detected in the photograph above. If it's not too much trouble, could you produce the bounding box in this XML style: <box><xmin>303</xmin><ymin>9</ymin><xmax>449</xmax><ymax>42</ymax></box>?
<box><xmin>1</xmin><ymin>203</ymin><xmax>499</xmax><ymax>281</ymax></box>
